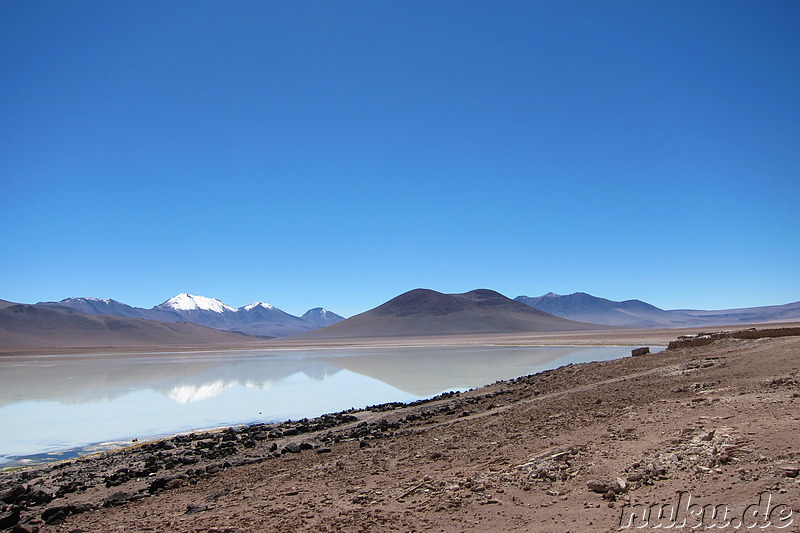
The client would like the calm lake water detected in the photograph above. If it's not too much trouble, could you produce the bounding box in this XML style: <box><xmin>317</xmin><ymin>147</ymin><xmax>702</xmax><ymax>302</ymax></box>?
<box><xmin>0</xmin><ymin>344</ymin><xmax>657</xmax><ymax>466</ymax></box>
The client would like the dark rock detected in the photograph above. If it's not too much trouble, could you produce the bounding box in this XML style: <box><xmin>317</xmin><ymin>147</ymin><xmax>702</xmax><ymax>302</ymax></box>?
<box><xmin>0</xmin><ymin>485</ymin><xmax>26</xmax><ymax>504</ymax></box>
<box><xmin>67</xmin><ymin>503</ymin><xmax>93</xmax><ymax>516</ymax></box>
<box><xmin>104</xmin><ymin>468</ymin><xmax>132</xmax><ymax>487</ymax></box>
<box><xmin>11</xmin><ymin>523</ymin><xmax>40</xmax><ymax>533</ymax></box>
<box><xmin>23</xmin><ymin>486</ymin><xmax>53</xmax><ymax>506</ymax></box>
<box><xmin>41</xmin><ymin>504</ymin><xmax>72</xmax><ymax>525</ymax></box>
<box><xmin>316</xmin><ymin>447</ymin><xmax>332</xmax><ymax>454</ymax></box>
<box><xmin>149</xmin><ymin>476</ymin><xmax>177</xmax><ymax>493</ymax></box>
<box><xmin>0</xmin><ymin>507</ymin><xmax>20</xmax><ymax>529</ymax></box>
<box><xmin>195</xmin><ymin>439</ymin><xmax>217</xmax><ymax>450</ymax></box>
<box><xmin>103</xmin><ymin>491</ymin><xmax>132</xmax><ymax>507</ymax></box>
<box><xmin>586</xmin><ymin>479</ymin><xmax>617</xmax><ymax>494</ymax></box>
<box><xmin>299</xmin><ymin>442</ymin><xmax>314</xmax><ymax>451</ymax></box>
<box><xmin>164</xmin><ymin>478</ymin><xmax>186</xmax><ymax>490</ymax></box>
<box><xmin>55</xmin><ymin>481</ymin><xmax>82</xmax><ymax>497</ymax></box>
<box><xmin>282</xmin><ymin>442</ymin><xmax>301</xmax><ymax>454</ymax></box>
<box><xmin>221</xmin><ymin>428</ymin><xmax>238</xmax><ymax>442</ymax></box>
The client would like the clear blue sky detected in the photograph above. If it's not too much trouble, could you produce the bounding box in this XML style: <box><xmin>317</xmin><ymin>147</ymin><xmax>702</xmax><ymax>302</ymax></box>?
<box><xmin>2</xmin><ymin>1</ymin><xmax>798</xmax><ymax>317</ymax></box>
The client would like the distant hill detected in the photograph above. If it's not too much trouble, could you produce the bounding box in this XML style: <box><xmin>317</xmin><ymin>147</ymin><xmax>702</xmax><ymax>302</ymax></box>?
<box><xmin>515</xmin><ymin>292</ymin><xmax>800</xmax><ymax>327</ymax></box>
<box><xmin>670</xmin><ymin>301</ymin><xmax>800</xmax><ymax>325</ymax></box>
<box><xmin>514</xmin><ymin>292</ymin><xmax>685</xmax><ymax>328</ymax></box>
<box><xmin>294</xmin><ymin>289</ymin><xmax>606</xmax><ymax>339</ymax></box>
<box><xmin>39</xmin><ymin>293</ymin><xmax>345</xmax><ymax>337</ymax></box>
<box><xmin>0</xmin><ymin>304</ymin><xmax>261</xmax><ymax>349</ymax></box>
<box><xmin>0</xmin><ymin>299</ymin><xmax>17</xmax><ymax>310</ymax></box>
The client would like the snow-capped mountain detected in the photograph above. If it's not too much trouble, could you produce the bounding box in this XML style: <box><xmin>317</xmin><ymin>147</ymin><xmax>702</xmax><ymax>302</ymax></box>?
<box><xmin>40</xmin><ymin>293</ymin><xmax>344</xmax><ymax>338</ymax></box>
<box><xmin>44</xmin><ymin>297</ymin><xmax>151</xmax><ymax>320</ymax></box>
<box><xmin>243</xmin><ymin>302</ymin><xmax>276</xmax><ymax>311</ymax></box>
<box><xmin>301</xmin><ymin>307</ymin><xmax>345</xmax><ymax>329</ymax></box>
<box><xmin>153</xmin><ymin>293</ymin><xmax>237</xmax><ymax>330</ymax></box>
<box><xmin>158</xmin><ymin>293</ymin><xmax>236</xmax><ymax>314</ymax></box>
<box><xmin>231</xmin><ymin>301</ymin><xmax>314</xmax><ymax>337</ymax></box>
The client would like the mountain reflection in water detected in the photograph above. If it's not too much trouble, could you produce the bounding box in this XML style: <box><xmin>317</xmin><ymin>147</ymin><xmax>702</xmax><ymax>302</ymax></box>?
<box><xmin>0</xmin><ymin>345</ymin><xmax>648</xmax><ymax>464</ymax></box>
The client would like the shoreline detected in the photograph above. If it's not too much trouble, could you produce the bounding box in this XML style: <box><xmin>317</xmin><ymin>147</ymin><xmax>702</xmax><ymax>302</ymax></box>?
<box><xmin>1</xmin><ymin>326</ymin><xmax>798</xmax><ymax>531</ymax></box>
<box><xmin>2</xmin><ymin>321</ymin><xmax>799</xmax><ymax>357</ymax></box>
<box><xmin>2</xmin><ymin>343</ymin><xmax>667</xmax><ymax>470</ymax></box>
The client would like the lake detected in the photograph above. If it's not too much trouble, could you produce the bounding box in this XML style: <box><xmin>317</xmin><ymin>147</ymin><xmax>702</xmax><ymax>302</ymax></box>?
<box><xmin>0</xmin><ymin>344</ymin><xmax>656</xmax><ymax>467</ymax></box>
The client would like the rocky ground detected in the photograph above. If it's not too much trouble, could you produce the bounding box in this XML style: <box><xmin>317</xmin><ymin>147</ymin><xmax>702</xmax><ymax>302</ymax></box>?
<box><xmin>2</xmin><ymin>331</ymin><xmax>799</xmax><ymax>532</ymax></box>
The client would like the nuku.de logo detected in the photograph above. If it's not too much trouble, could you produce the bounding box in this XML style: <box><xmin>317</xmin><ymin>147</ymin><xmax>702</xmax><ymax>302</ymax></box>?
<box><xmin>619</xmin><ymin>491</ymin><xmax>793</xmax><ymax>529</ymax></box>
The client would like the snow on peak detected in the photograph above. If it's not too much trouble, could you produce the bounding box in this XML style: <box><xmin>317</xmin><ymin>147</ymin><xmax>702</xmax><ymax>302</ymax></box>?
<box><xmin>243</xmin><ymin>302</ymin><xmax>276</xmax><ymax>311</ymax></box>
<box><xmin>62</xmin><ymin>297</ymin><xmax>112</xmax><ymax>304</ymax></box>
<box><xmin>161</xmin><ymin>293</ymin><xmax>236</xmax><ymax>313</ymax></box>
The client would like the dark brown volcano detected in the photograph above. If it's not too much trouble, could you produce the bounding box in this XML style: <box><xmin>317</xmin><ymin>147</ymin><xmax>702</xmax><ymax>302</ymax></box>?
<box><xmin>295</xmin><ymin>288</ymin><xmax>608</xmax><ymax>339</ymax></box>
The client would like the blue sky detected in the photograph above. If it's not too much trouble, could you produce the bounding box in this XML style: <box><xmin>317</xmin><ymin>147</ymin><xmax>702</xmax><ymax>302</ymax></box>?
<box><xmin>2</xmin><ymin>1</ymin><xmax>798</xmax><ymax>317</ymax></box>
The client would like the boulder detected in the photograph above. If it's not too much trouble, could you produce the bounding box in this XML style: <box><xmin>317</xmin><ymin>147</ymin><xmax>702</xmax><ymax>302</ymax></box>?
<box><xmin>0</xmin><ymin>507</ymin><xmax>20</xmax><ymax>529</ymax></box>
<box><xmin>0</xmin><ymin>485</ymin><xmax>26</xmax><ymax>504</ymax></box>
<box><xmin>282</xmin><ymin>442</ymin><xmax>301</xmax><ymax>454</ymax></box>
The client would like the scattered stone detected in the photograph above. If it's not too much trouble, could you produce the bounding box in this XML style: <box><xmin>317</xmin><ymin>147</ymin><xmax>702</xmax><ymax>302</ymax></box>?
<box><xmin>699</xmin><ymin>429</ymin><xmax>716</xmax><ymax>441</ymax></box>
<box><xmin>778</xmin><ymin>466</ymin><xmax>800</xmax><ymax>478</ymax></box>
<box><xmin>0</xmin><ymin>507</ymin><xmax>20</xmax><ymax>529</ymax></box>
<box><xmin>282</xmin><ymin>442</ymin><xmax>301</xmax><ymax>454</ymax></box>
<box><xmin>23</xmin><ymin>487</ymin><xmax>54</xmax><ymax>506</ymax></box>
<box><xmin>0</xmin><ymin>485</ymin><xmax>27</xmax><ymax>505</ymax></box>
<box><xmin>41</xmin><ymin>504</ymin><xmax>72</xmax><ymax>525</ymax></box>
<box><xmin>185</xmin><ymin>503</ymin><xmax>211</xmax><ymax>514</ymax></box>
<box><xmin>12</xmin><ymin>523</ymin><xmax>40</xmax><ymax>533</ymax></box>
<box><xmin>587</xmin><ymin>477</ymin><xmax>627</xmax><ymax>494</ymax></box>
<box><xmin>102</xmin><ymin>491</ymin><xmax>133</xmax><ymax>508</ymax></box>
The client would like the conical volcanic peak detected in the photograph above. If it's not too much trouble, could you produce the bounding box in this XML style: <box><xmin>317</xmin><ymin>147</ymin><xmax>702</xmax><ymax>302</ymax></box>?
<box><xmin>294</xmin><ymin>288</ymin><xmax>606</xmax><ymax>339</ymax></box>
<box><xmin>372</xmin><ymin>289</ymin><xmax>470</xmax><ymax>318</ymax></box>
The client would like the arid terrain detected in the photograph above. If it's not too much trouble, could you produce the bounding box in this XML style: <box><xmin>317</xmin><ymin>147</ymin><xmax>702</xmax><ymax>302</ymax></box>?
<box><xmin>1</xmin><ymin>326</ymin><xmax>799</xmax><ymax>532</ymax></box>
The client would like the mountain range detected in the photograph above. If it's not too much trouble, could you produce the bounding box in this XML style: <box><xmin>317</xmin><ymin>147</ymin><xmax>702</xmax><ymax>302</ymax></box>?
<box><xmin>514</xmin><ymin>292</ymin><xmax>800</xmax><ymax>328</ymax></box>
<box><xmin>39</xmin><ymin>293</ymin><xmax>345</xmax><ymax>338</ymax></box>
<box><xmin>295</xmin><ymin>289</ymin><xmax>606</xmax><ymax>339</ymax></box>
<box><xmin>0</xmin><ymin>304</ymin><xmax>256</xmax><ymax>349</ymax></box>
<box><xmin>2</xmin><ymin>289</ymin><xmax>799</xmax><ymax>350</ymax></box>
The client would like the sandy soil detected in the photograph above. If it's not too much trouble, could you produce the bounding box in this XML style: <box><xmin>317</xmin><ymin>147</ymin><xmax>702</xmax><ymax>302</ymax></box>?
<box><xmin>3</xmin><ymin>328</ymin><xmax>797</xmax><ymax>532</ymax></box>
